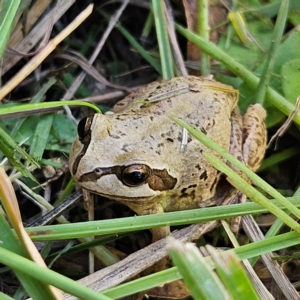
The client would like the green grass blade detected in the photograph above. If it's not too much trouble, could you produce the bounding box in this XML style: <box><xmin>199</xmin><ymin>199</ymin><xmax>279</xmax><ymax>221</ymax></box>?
<box><xmin>0</xmin><ymin>100</ymin><xmax>101</xmax><ymax>116</ymax></box>
<box><xmin>0</xmin><ymin>245</ymin><xmax>113</xmax><ymax>300</ymax></box>
<box><xmin>199</xmin><ymin>0</ymin><xmax>210</xmax><ymax>75</ymax></box>
<box><xmin>255</xmin><ymin>0</ymin><xmax>289</xmax><ymax>104</ymax></box>
<box><xmin>212</xmin><ymin>250</ymin><xmax>259</xmax><ymax>300</ymax></box>
<box><xmin>151</xmin><ymin>0</ymin><xmax>174</xmax><ymax>79</ymax></box>
<box><xmin>204</xmin><ymin>152</ymin><xmax>300</xmax><ymax>233</ymax></box>
<box><xmin>0</xmin><ymin>0</ymin><xmax>21</xmax><ymax>59</ymax></box>
<box><xmin>0</xmin><ymin>291</ymin><xmax>14</xmax><ymax>300</ymax></box>
<box><xmin>0</xmin><ymin>127</ymin><xmax>39</xmax><ymax>181</ymax></box>
<box><xmin>0</xmin><ymin>212</ymin><xmax>56</xmax><ymax>300</ymax></box>
<box><xmin>103</xmin><ymin>231</ymin><xmax>300</xmax><ymax>298</ymax></box>
<box><xmin>25</xmin><ymin>196</ymin><xmax>300</xmax><ymax>241</ymax></box>
<box><xmin>99</xmin><ymin>10</ymin><xmax>162</xmax><ymax>75</ymax></box>
<box><xmin>169</xmin><ymin>240</ymin><xmax>227</xmax><ymax>300</ymax></box>
<box><xmin>258</xmin><ymin>147</ymin><xmax>298</xmax><ymax>172</ymax></box>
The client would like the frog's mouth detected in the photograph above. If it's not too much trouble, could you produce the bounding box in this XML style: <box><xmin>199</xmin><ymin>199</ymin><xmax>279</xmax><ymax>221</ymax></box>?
<box><xmin>83</xmin><ymin>190</ymin><xmax>156</xmax><ymax>202</ymax></box>
<box><xmin>78</xmin><ymin>164</ymin><xmax>177</xmax><ymax>192</ymax></box>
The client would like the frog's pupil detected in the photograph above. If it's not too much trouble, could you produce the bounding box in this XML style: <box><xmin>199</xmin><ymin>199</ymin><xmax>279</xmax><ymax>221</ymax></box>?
<box><xmin>124</xmin><ymin>170</ymin><xmax>147</xmax><ymax>185</ymax></box>
<box><xmin>122</xmin><ymin>165</ymin><xmax>150</xmax><ymax>187</ymax></box>
<box><xmin>127</xmin><ymin>171</ymin><xmax>145</xmax><ymax>184</ymax></box>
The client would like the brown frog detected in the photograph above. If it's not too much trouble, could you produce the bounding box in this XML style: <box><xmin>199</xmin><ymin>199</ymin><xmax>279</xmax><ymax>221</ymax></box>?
<box><xmin>69</xmin><ymin>75</ymin><xmax>267</xmax><ymax>241</ymax></box>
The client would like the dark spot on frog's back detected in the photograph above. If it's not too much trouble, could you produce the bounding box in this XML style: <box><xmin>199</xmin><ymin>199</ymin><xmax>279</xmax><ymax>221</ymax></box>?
<box><xmin>121</xmin><ymin>144</ymin><xmax>129</xmax><ymax>152</ymax></box>
<box><xmin>188</xmin><ymin>184</ymin><xmax>197</xmax><ymax>189</ymax></box>
<box><xmin>199</xmin><ymin>170</ymin><xmax>207</xmax><ymax>180</ymax></box>
<box><xmin>180</xmin><ymin>184</ymin><xmax>197</xmax><ymax>194</ymax></box>
<box><xmin>180</xmin><ymin>189</ymin><xmax>196</xmax><ymax>200</ymax></box>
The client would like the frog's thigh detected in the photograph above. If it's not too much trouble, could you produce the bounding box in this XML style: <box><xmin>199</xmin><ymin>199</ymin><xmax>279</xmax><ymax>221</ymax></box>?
<box><xmin>242</xmin><ymin>104</ymin><xmax>267</xmax><ymax>171</ymax></box>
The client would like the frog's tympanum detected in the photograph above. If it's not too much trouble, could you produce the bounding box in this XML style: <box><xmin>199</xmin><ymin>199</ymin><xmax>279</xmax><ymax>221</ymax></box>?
<box><xmin>70</xmin><ymin>75</ymin><xmax>266</xmax><ymax>240</ymax></box>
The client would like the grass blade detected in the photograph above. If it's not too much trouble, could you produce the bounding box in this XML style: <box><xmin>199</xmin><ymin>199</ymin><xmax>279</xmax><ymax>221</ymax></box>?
<box><xmin>151</xmin><ymin>0</ymin><xmax>174</xmax><ymax>79</ymax></box>
<box><xmin>255</xmin><ymin>0</ymin><xmax>289</xmax><ymax>104</ymax></box>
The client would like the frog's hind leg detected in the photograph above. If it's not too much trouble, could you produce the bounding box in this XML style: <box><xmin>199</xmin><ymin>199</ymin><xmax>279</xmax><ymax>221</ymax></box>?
<box><xmin>242</xmin><ymin>104</ymin><xmax>267</xmax><ymax>172</ymax></box>
<box><xmin>227</xmin><ymin>105</ymin><xmax>267</xmax><ymax>233</ymax></box>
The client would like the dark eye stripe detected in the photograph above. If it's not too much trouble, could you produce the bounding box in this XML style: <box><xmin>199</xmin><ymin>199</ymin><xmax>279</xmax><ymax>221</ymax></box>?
<box><xmin>78</xmin><ymin>164</ymin><xmax>177</xmax><ymax>191</ymax></box>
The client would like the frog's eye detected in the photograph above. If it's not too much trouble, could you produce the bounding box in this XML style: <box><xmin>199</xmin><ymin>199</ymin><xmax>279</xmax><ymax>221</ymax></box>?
<box><xmin>77</xmin><ymin>116</ymin><xmax>94</xmax><ymax>140</ymax></box>
<box><xmin>121</xmin><ymin>164</ymin><xmax>151</xmax><ymax>187</ymax></box>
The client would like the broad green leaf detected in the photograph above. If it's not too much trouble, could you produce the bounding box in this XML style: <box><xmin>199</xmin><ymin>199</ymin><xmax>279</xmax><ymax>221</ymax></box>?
<box><xmin>29</xmin><ymin>114</ymin><xmax>54</xmax><ymax>160</ymax></box>
<box><xmin>6</xmin><ymin>114</ymin><xmax>77</xmax><ymax>154</ymax></box>
<box><xmin>281</xmin><ymin>59</ymin><xmax>300</xmax><ymax>103</ymax></box>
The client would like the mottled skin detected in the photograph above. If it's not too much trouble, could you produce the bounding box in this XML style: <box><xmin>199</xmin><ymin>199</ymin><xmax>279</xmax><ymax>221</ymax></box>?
<box><xmin>70</xmin><ymin>75</ymin><xmax>267</xmax><ymax>241</ymax></box>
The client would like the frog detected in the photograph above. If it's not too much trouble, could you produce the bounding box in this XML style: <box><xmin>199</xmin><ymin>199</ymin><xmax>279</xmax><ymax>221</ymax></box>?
<box><xmin>69</xmin><ymin>75</ymin><xmax>267</xmax><ymax>242</ymax></box>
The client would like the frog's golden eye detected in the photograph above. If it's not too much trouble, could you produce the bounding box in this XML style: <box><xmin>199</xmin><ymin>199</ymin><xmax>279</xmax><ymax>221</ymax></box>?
<box><xmin>77</xmin><ymin>116</ymin><xmax>94</xmax><ymax>140</ymax></box>
<box><xmin>121</xmin><ymin>164</ymin><xmax>151</xmax><ymax>187</ymax></box>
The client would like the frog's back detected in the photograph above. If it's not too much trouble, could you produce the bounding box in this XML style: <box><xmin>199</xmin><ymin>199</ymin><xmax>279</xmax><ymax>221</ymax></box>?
<box><xmin>113</xmin><ymin>76</ymin><xmax>233</xmax><ymax>109</ymax></box>
<box><xmin>108</xmin><ymin>76</ymin><xmax>238</xmax><ymax>210</ymax></box>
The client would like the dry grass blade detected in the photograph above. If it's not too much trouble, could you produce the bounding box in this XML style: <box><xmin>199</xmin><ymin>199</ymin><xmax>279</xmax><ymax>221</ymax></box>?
<box><xmin>0</xmin><ymin>168</ymin><xmax>64</xmax><ymax>299</ymax></box>
<box><xmin>2</xmin><ymin>0</ymin><xmax>76</xmax><ymax>74</ymax></box>
<box><xmin>242</xmin><ymin>215</ymin><xmax>299</xmax><ymax>300</ymax></box>
<box><xmin>63</xmin><ymin>0</ymin><xmax>130</xmax><ymax>100</ymax></box>
<box><xmin>7</xmin><ymin>0</ymin><xmax>51</xmax><ymax>48</ymax></box>
<box><xmin>267</xmin><ymin>95</ymin><xmax>300</xmax><ymax>149</ymax></box>
<box><xmin>0</xmin><ymin>4</ymin><xmax>93</xmax><ymax>100</ymax></box>
<box><xmin>221</xmin><ymin>220</ymin><xmax>274</xmax><ymax>299</ymax></box>
<box><xmin>59</xmin><ymin>53</ymin><xmax>132</xmax><ymax>92</ymax></box>
<box><xmin>63</xmin><ymin>222</ymin><xmax>218</xmax><ymax>299</ymax></box>
<box><xmin>164</xmin><ymin>0</ymin><xmax>187</xmax><ymax>76</ymax></box>
<box><xmin>7</xmin><ymin>1</ymin><xmax>57</xmax><ymax>58</ymax></box>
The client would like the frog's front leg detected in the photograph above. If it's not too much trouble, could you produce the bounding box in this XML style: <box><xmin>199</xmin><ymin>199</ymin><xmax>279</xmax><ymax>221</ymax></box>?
<box><xmin>145</xmin><ymin>204</ymin><xmax>170</xmax><ymax>242</ymax></box>
<box><xmin>121</xmin><ymin>201</ymin><xmax>170</xmax><ymax>242</ymax></box>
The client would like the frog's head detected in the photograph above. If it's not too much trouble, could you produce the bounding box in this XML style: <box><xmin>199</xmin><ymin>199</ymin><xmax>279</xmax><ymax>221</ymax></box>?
<box><xmin>69</xmin><ymin>113</ymin><xmax>179</xmax><ymax>201</ymax></box>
